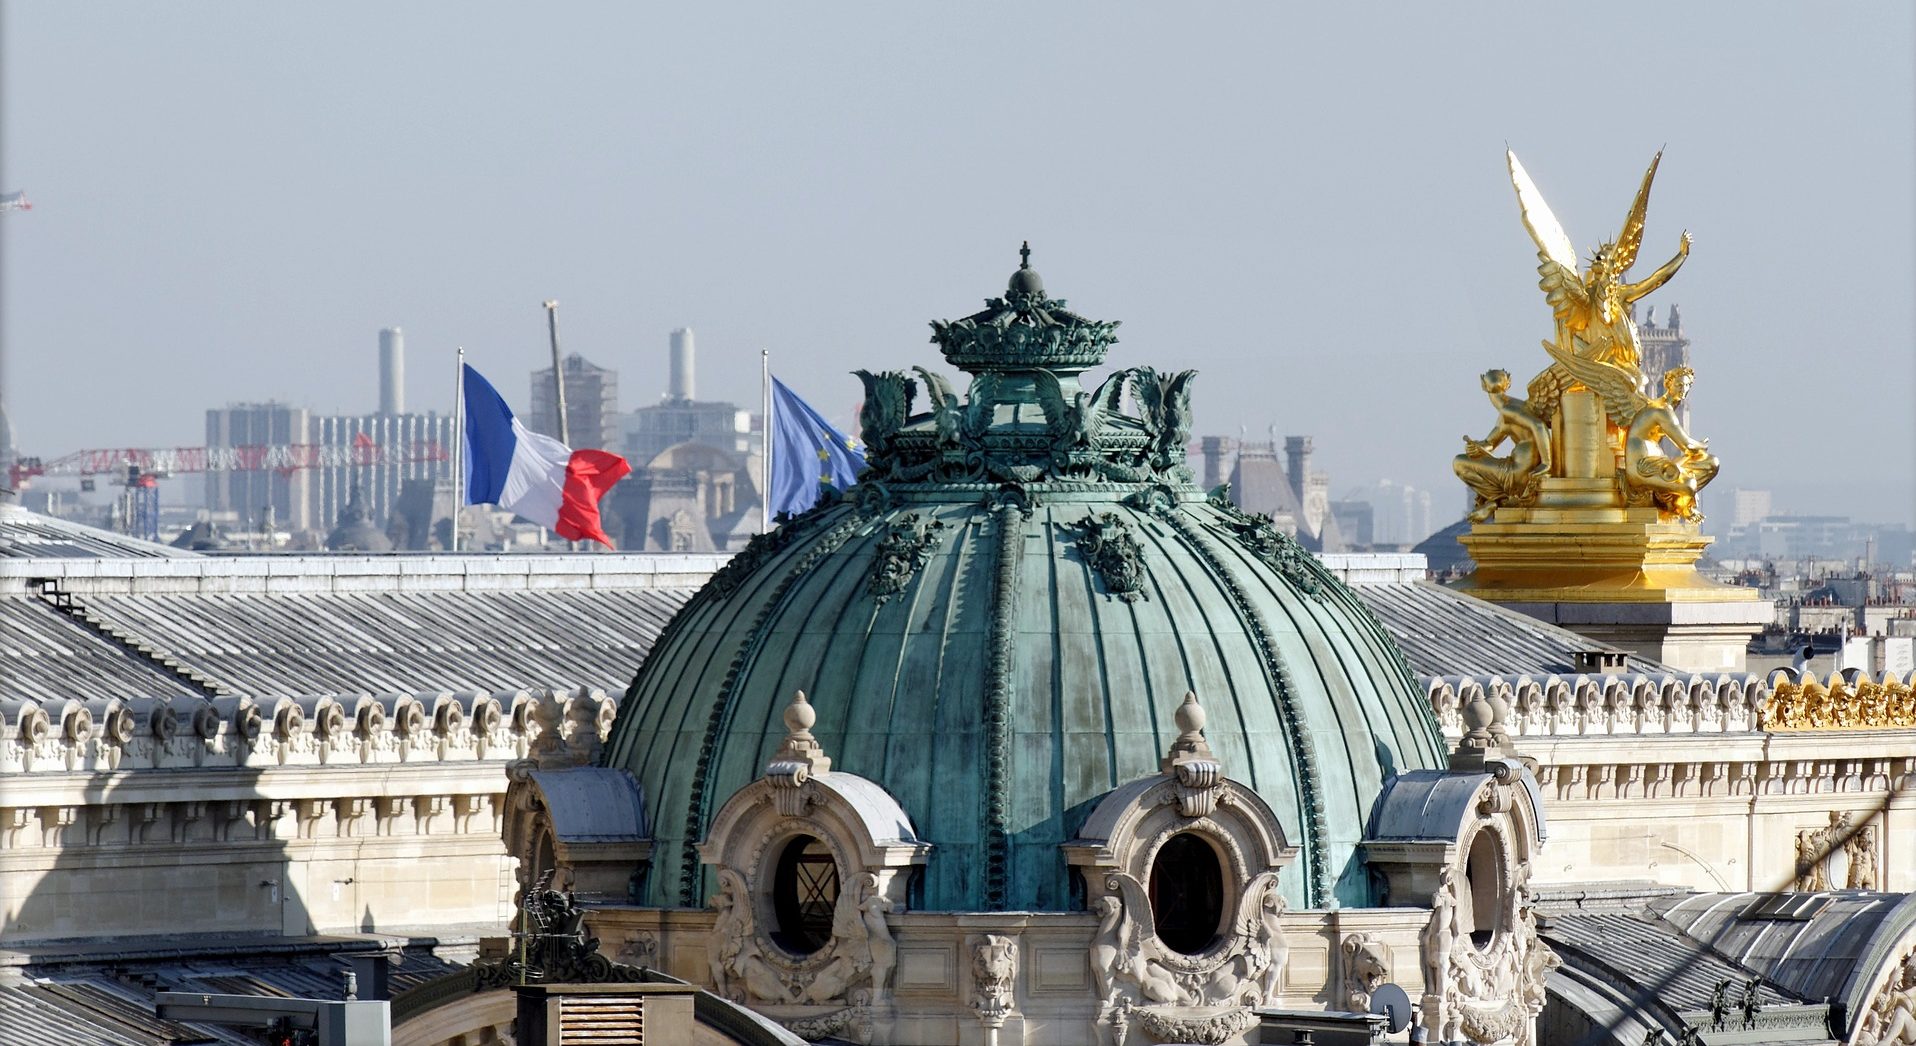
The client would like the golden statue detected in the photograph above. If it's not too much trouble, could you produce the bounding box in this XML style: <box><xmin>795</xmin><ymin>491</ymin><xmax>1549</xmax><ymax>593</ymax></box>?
<box><xmin>1541</xmin><ymin>347</ymin><xmax>1719</xmax><ymax>521</ymax></box>
<box><xmin>1454</xmin><ymin>370</ymin><xmax>1551</xmax><ymax>522</ymax></box>
<box><xmin>1452</xmin><ymin>150</ymin><xmax>1766</xmax><ymax>643</ymax></box>
<box><xmin>1511</xmin><ymin>150</ymin><xmax>1691</xmax><ymax>420</ymax></box>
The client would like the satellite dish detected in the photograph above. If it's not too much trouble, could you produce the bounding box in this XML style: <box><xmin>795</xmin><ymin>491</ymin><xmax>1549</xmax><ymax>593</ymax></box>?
<box><xmin>1370</xmin><ymin>982</ymin><xmax>1413</xmax><ymax>1033</ymax></box>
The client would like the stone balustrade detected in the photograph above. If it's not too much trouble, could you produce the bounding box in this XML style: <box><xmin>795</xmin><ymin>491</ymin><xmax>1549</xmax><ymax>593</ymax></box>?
<box><xmin>0</xmin><ymin>685</ymin><xmax>617</xmax><ymax>775</ymax></box>
<box><xmin>1428</xmin><ymin>669</ymin><xmax>1916</xmax><ymax>739</ymax></box>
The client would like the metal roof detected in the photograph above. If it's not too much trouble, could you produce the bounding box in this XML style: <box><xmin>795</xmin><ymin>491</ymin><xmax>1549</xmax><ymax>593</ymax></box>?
<box><xmin>1353</xmin><ymin>580</ymin><xmax>1669</xmax><ymax>678</ymax></box>
<box><xmin>0</xmin><ymin>501</ymin><xmax>197</xmax><ymax>561</ymax></box>
<box><xmin>1</xmin><ymin>583</ymin><xmax>694</xmax><ymax>703</ymax></box>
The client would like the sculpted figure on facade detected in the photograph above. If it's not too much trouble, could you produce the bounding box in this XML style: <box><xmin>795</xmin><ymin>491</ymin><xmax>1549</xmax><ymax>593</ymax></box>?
<box><xmin>1341</xmin><ymin>932</ymin><xmax>1392</xmax><ymax>1013</ymax></box>
<box><xmin>1858</xmin><ymin>952</ymin><xmax>1916</xmax><ymax>1046</ymax></box>
<box><xmin>1848</xmin><ymin>824</ymin><xmax>1881</xmax><ymax>891</ymax></box>
<box><xmin>1455</xmin><ymin>369</ymin><xmax>1552</xmax><ymax>521</ymax></box>
<box><xmin>969</xmin><ymin>933</ymin><xmax>1018</xmax><ymax>1030</ymax></box>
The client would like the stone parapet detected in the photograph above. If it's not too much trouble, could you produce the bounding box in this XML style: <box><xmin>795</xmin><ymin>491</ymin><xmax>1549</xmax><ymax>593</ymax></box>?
<box><xmin>0</xmin><ymin>687</ymin><xmax>617</xmax><ymax>945</ymax></box>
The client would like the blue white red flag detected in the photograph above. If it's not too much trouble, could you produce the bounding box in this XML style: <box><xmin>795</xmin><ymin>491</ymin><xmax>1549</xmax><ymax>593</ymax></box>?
<box><xmin>462</xmin><ymin>363</ymin><xmax>630</xmax><ymax>547</ymax></box>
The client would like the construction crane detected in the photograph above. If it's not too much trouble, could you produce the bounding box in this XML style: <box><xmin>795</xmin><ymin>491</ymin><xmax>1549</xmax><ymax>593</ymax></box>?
<box><xmin>8</xmin><ymin>437</ymin><xmax>449</xmax><ymax>489</ymax></box>
<box><xmin>8</xmin><ymin>438</ymin><xmax>449</xmax><ymax>542</ymax></box>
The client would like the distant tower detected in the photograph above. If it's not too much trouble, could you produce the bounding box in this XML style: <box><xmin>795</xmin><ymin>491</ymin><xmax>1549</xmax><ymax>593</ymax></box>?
<box><xmin>1283</xmin><ymin>436</ymin><xmax>1313</xmax><ymax>504</ymax></box>
<box><xmin>1639</xmin><ymin>304</ymin><xmax>1691</xmax><ymax>427</ymax></box>
<box><xmin>378</xmin><ymin>327</ymin><xmax>405</xmax><ymax>415</ymax></box>
<box><xmin>670</xmin><ymin>328</ymin><xmax>696</xmax><ymax>402</ymax></box>
<box><xmin>1199</xmin><ymin>435</ymin><xmax>1234</xmax><ymax>490</ymax></box>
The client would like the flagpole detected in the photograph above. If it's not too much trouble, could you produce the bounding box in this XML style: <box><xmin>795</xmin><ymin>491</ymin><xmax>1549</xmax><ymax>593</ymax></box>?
<box><xmin>451</xmin><ymin>347</ymin><xmax>464</xmax><ymax>552</ymax></box>
<box><xmin>761</xmin><ymin>349</ymin><xmax>771</xmax><ymax>534</ymax></box>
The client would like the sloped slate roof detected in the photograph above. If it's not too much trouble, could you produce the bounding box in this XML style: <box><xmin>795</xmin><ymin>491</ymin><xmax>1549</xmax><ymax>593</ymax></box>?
<box><xmin>0</xmin><ymin>558</ymin><xmax>709</xmax><ymax>703</ymax></box>
<box><xmin>71</xmin><ymin>588</ymin><xmax>691</xmax><ymax>697</ymax></box>
<box><xmin>1353</xmin><ymin>580</ymin><xmax>1668</xmax><ymax>678</ymax></box>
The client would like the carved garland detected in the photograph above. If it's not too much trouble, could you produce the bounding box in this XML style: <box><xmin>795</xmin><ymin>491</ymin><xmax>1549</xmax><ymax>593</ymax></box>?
<box><xmin>866</xmin><ymin>513</ymin><xmax>945</xmax><ymax>606</ymax></box>
<box><xmin>983</xmin><ymin>503</ymin><xmax>1022</xmax><ymax>908</ymax></box>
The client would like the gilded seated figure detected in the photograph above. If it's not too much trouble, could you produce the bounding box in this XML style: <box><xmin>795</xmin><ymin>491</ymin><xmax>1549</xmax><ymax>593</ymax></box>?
<box><xmin>1454</xmin><ymin>369</ymin><xmax>1552</xmax><ymax>522</ymax></box>
<box><xmin>1623</xmin><ymin>367</ymin><xmax>1717</xmax><ymax>522</ymax></box>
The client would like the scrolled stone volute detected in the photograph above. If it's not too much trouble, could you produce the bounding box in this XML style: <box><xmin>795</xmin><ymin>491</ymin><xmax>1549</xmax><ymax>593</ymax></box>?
<box><xmin>59</xmin><ymin>701</ymin><xmax>95</xmax><ymax>744</ymax></box>
<box><xmin>432</xmin><ymin>694</ymin><xmax>465</xmax><ymax>737</ymax></box>
<box><xmin>214</xmin><ymin>697</ymin><xmax>262</xmax><ymax>744</ymax></box>
<box><xmin>392</xmin><ymin>695</ymin><xmax>426</xmax><ymax>737</ymax></box>
<box><xmin>191</xmin><ymin>701</ymin><xmax>222</xmax><ymax>741</ymax></box>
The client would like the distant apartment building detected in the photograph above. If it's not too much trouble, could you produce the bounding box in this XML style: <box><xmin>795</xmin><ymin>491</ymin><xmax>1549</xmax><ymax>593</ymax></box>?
<box><xmin>205</xmin><ymin>402</ymin><xmax>313</xmax><ymax>532</ymax></box>
<box><xmin>530</xmin><ymin>354</ymin><xmax>619</xmax><ymax>451</ymax></box>
<box><xmin>1732</xmin><ymin>488</ymin><xmax>1774</xmax><ymax>529</ymax></box>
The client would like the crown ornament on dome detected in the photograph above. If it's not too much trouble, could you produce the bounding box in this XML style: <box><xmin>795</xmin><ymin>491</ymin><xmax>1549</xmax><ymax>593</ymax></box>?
<box><xmin>929</xmin><ymin>242</ymin><xmax>1122</xmax><ymax>375</ymax></box>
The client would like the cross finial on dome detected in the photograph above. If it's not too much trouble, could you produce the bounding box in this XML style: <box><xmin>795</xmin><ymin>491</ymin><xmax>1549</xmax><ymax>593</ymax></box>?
<box><xmin>1019</xmin><ymin>241</ymin><xmax>1032</xmax><ymax>269</ymax></box>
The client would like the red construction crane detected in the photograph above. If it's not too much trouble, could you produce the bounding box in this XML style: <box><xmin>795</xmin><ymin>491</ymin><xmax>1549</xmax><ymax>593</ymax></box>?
<box><xmin>7</xmin><ymin>437</ymin><xmax>450</xmax><ymax>489</ymax></box>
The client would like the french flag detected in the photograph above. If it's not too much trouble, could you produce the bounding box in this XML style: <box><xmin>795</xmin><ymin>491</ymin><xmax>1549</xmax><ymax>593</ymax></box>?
<box><xmin>462</xmin><ymin>363</ymin><xmax>631</xmax><ymax>548</ymax></box>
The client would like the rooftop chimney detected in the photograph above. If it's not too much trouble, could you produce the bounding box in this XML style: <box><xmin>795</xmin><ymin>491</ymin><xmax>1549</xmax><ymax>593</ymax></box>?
<box><xmin>378</xmin><ymin>328</ymin><xmax>404</xmax><ymax>415</ymax></box>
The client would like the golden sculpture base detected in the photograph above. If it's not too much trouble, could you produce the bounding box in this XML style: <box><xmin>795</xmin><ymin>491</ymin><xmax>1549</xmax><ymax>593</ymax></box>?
<box><xmin>1455</xmin><ymin>480</ymin><xmax>1759</xmax><ymax>604</ymax></box>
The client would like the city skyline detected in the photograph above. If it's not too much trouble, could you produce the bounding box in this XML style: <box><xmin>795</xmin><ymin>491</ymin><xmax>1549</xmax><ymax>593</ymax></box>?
<box><xmin>3</xmin><ymin>5</ymin><xmax>1912</xmax><ymax>525</ymax></box>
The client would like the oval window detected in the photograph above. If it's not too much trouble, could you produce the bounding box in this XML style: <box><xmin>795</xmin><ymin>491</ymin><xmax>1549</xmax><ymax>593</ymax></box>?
<box><xmin>771</xmin><ymin>836</ymin><xmax>839</xmax><ymax>955</ymax></box>
<box><xmin>1148</xmin><ymin>833</ymin><xmax>1226</xmax><ymax>955</ymax></box>
<box><xmin>1464</xmin><ymin>830</ymin><xmax>1505</xmax><ymax>950</ymax></box>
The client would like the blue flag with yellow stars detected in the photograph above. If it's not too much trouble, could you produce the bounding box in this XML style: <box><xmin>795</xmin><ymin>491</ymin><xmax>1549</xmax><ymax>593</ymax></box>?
<box><xmin>770</xmin><ymin>375</ymin><xmax>867</xmax><ymax>519</ymax></box>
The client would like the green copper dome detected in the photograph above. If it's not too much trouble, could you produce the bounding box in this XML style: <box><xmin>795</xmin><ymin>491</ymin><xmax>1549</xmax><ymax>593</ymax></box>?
<box><xmin>605</xmin><ymin>250</ymin><xmax>1446</xmax><ymax>913</ymax></box>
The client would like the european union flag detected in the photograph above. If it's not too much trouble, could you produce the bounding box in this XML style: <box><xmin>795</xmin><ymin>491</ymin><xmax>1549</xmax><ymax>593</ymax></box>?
<box><xmin>770</xmin><ymin>375</ymin><xmax>866</xmax><ymax>519</ymax></box>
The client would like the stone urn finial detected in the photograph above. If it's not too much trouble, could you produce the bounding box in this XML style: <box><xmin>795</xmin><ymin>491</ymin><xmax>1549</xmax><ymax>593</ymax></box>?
<box><xmin>1161</xmin><ymin>691</ymin><xmax>1219</xmax><ymax>773</ymax></box>
<box><xmin>768</xmin><ymin>690</ymin><xmax>831</xmax><ymax>778</ymax></box>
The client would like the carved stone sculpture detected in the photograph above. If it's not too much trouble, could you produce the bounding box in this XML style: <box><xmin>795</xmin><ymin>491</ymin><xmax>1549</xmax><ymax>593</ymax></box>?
<box><xmin>1792</xmin><ymin>811</ymin><xmax>1849</xmax><ymax>892</ymax></box>
<box><xmin>1342</xmin><ymin>932</ymin><xmax>1392</xmax><ymax>1012</ymax></box>
<box><xmin>970</xmin><ymin>934</ymin><xmax>1018</xmax><ymax>1030</ymax></box>
<box><xmin>1857</xmin><ymin>951</ymin><xmax>1916</xmax><ymax>1046</ymax></box>
<box><xmin>1848</xmin><ymin>824</ymin><xmax>1881</xmax><ymax>891</ymax></box>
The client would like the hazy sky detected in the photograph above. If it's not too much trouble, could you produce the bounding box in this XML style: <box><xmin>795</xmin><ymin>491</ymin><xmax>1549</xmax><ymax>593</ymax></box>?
<box><xmin>4</xmin><ymin>4</ymin><xmax>1913</xmax><ymax>524</ymax></box>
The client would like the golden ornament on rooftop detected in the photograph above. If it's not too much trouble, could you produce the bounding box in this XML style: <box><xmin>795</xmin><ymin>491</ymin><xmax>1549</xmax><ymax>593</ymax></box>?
<box><xmin>1759</xmin><ymin>672</ymin><xmax>1916</xmax><ymax>731</ymax></box>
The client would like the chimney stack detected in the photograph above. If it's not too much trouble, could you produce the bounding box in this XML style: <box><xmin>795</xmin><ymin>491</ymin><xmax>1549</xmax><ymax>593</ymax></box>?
<box><xmin>1284</xmin><ymin>436</ymin><xmax>1312</xmax><ymax>502</ymax></box>
<box><xmin>378</xmin><ymin>327</ymin><xmax>404</xmax><ymax>415</ymax></box>
<box><xmin>669</xmin><ymin>328</ymin><xmax>696</xmax><ymax>402</ymax></box>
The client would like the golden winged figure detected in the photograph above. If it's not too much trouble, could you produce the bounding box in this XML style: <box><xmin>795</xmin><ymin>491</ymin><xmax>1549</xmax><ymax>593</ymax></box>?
<box><xmin>1510</xmin><ymin>150</ymin><xmax>1692</xmax><ymax>421</ymax></box>
<box><xmin>1541</xmin><ymin>342</ymin><xmax>1717</xmax><ymax>521</ymax></box>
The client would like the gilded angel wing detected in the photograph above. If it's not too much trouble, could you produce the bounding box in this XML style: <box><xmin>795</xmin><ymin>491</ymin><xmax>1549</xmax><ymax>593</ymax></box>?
<box><xmin>1542</xmin><ymin>339</ymin><xmax>1647</xmax><ymax>425</ymax></box>
<box><xmin>1510</xmin><ymin>150</ymin><xmax>1591</xmax><ymax>328</ymax></box>
<box><xmin>1509</xmin><ymin>150</ymin><xmax>1579</xmax><ymax>272</ymax></box>
<box><xmin>1612</xmin><ymin>150</ymin><xmax>1662</xmax><ymax>272</ymax></box>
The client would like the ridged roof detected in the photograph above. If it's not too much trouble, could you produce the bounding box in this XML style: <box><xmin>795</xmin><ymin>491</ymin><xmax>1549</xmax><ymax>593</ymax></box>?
<box><xmin>607</xmin><ymin>253</ymin><xmax>1447</xmax><ymax>913</ymax></box>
